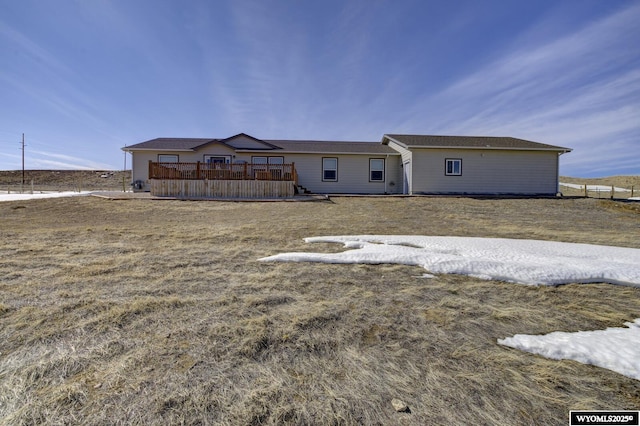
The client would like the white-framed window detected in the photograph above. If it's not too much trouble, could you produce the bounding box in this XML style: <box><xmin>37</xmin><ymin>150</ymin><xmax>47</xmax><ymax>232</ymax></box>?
<box><xmin>251</xmin><ymin>156</ymin><xmax>283</xmax><ymax>165</ymax></box>
<box><xmin>204</xmin><ymin>155</ymin><xmax>230</xmax><ymax>164</ymax></box>
<box><xmin>251</xmin><ymin>156</ymin><xmax>284</xmax><ymax>179</ymax></box>
<box><xmin>322</xmin><ymin>157</ymin><xmax>338</xmax><ymax>181</ymax></box>
<box><xmin>158</xmin><ymin>154</ymin><xmax>178</xmax><ymax>163</ymax></box>
<box><xmin>445</xmin><ymin>158</ymin><xmax>462</xmax><ymax>176</ymax></box>
<box><xmin>369</xmin><ymin>158</ymin><xmax>385</xmax><ymax>182</ymax></box>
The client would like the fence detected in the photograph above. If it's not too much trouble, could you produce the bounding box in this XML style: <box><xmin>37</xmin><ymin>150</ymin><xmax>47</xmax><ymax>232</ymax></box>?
<box><xmin>148</xmin><ymin>161</ymin><xmax>298</xmax><ymax>184</ymax></box>
<box><xmin>150</xmin><ymin>179</ymin><xmax>295</xmax><ymax>198</ymax></box>
<box><xmin>560</xmin><ymin>183</ymin><xmax>638</xmax><ymax>199</ymax></box>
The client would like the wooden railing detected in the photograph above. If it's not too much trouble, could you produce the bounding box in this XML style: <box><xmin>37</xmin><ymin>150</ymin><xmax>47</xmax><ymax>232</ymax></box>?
<box><xmin>149</xmin><ymin>161</ymin><xmax>298</xmax><ymax>184</ymax></box>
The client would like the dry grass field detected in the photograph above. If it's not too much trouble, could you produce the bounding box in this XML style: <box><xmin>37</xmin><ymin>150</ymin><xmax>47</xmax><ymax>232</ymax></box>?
<box><xmin>559</xmin><ymin>175</ymin><xmax>640</xmax><ymax>199</ymax></box>
<box><xmin>1</xmin><ymin>187</ymin><xmax>639</xmax><ymax>424</ymax></box>
<box><xmin>0</xmin><ymin>170</ymin><xmax>130</xmax><ymax>193</ymax></box>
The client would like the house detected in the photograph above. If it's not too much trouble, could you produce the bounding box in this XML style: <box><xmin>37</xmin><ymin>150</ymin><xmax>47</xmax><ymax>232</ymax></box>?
<box><xmin>122</xmin><ymin>133</ymin><xmax>571</xmax><ymax>197</ymax></box>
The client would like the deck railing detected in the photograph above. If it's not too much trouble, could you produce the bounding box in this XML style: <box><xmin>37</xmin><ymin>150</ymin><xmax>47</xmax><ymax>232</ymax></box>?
<box><xmin>149</xmin><ymin>161</ymin><xmax>298</xmax><ymax>184</ymax></box>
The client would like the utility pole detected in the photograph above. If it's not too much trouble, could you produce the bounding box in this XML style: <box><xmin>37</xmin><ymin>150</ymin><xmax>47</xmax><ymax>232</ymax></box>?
<box><xmin>123</xmin><ymin>145</ymin><xmax>127</xmax><ymax>192</ymax></box>
<box><xmin>21</xmin><ymin>133</ymin><xmax>26</xmax><ymax>190</ymax></box>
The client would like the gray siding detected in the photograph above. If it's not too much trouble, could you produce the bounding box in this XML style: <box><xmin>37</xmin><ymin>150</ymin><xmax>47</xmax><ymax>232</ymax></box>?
<box><xmin>273</xmin><ymin>153</ymin><xmax>402</xmax><ymax>194</ymax></box>
<box><xmin>387</xmin><ymin>141</ymin><xmax>412</xmax><ymax>194</ymax></box>
<box><xmin>130</xmin><ymin>146</ymin><xmax>237</xmax><ymax>190</ymax></box>
<box><xmin>131</xmin><ymin>150</ymin><xmax>402</xmax><ymax>194</ymax></box>
<box><xmin>410</xmin><ymin>149</ymin><xmax>560</xmax><ymax>194</ymax></box>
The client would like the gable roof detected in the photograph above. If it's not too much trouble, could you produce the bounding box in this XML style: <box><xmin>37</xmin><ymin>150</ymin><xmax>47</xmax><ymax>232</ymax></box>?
<box><xmin>123</xmin><ymin>134</ymin><xmax>571</xmax><ymax>155</ymax></box>
<box><xmin>383</xmin><ymin>134</ymin><xmax>571</xmax><ymax>152</ymax></box>
<box><xmin>123</xmin><ymin>137</ymin><xmax>399</xmax><ymax>155</ymax></box>
<box><xmin>123</xmin><ymin>138</ymin><xmax>218</xmax><ymax>151</ymax></box>
<box><xmin>260</xmin><ymin>140</ymin><xmax>397</xmax><ymax>154</ymax></box>
<box><xmin>219</xmin><ymin>133</ymin><xmax>282</xmax><ymax>150</ymax></box>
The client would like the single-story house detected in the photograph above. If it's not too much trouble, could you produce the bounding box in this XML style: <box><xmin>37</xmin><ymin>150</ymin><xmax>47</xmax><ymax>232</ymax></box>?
<box><xmin>122</xmin><ymin>133</ymin><xmax>571</xmax><ymax>197</ymax></box>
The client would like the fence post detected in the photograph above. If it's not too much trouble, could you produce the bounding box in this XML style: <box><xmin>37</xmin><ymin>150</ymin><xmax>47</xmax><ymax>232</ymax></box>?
<box><xmin>631</xmin><ymin>186</ymin><xmax>635</xmax><ymax>198</ymax></box>
<box><xmin>31</xmin><ymin>179</ymin><xmax>34</xmax><ymax>194</ymax></box>
<box><xmin>197</xmin><ymin>161</ymin><xmax>201</xmax><ymax>179</ymax></box>
<box><xmin>583</xmin><ymin>185</ymin><xmax>587</xmax><ymax>198</ymax></box>
<box><xmin>610</xmin><ymin>185</ymin><xmax>614</xmax><ymax>200</ymax></box>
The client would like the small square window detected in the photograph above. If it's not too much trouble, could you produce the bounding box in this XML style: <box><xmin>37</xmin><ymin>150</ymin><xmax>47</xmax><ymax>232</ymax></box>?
<box><xmin>445</xmin><ymin>158</ymin><xmax>462</xmax><ymax>176</ymax></box>
<box><xmin>370</xmin><ymin>158</ymin><xmax>385</xmax><ymax>181</ymax></box>
<box><xmin>323</xmin><ymin>158</ymin><xmax>338</xmax><ymax>181</ymax></box>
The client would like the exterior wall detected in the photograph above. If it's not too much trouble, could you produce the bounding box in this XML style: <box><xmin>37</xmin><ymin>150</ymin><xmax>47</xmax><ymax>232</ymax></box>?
<box><xmin>252</xmin><ymin>153</ymin><xmax>402</xmax><ymax>194</ymax></box>
<box><xmin>132</xmin><ymin>150</ymin><xmax>401</xmax><ymax>194</ymax></box>
<box><xmin>410</xmin><ymin>148</ymin><xmax>560</xmax><ymax>194</ymax></box>
<box><xmin>130</xmin><ymin>145</ymin><xmax>236</xmax><ymax>190</ymax></box>
<box><xmin>386</xmin><ymin>141</ymin><xmax>412</xmax><ymax>194</ymax></box>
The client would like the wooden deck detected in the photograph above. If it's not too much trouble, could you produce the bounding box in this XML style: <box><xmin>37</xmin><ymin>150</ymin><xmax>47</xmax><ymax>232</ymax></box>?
<box><xmin>149</xmin><ymin>161</ymin><xmax>297</xmax><ymax>182</ymax></box>
<box><xmin>148</xmin><ymin>162</ymin><xmax>298</xmax><ymax>198</ymax></box>
<box><xmin>150</xmin><ymin>179</ymin><xmax>295</xmax><ymax>198</ymax></box>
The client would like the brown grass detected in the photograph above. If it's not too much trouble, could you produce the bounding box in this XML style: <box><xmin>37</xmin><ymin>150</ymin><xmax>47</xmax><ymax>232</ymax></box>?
<box><xmin>0</xmin><ymin>170</ymin><xmax>130</xmax><ymax>193</ymax></box>
<box><xmin>1</xmin><ymin>195</ymin><xmax>639</xmax><ymax>425</ymax></box>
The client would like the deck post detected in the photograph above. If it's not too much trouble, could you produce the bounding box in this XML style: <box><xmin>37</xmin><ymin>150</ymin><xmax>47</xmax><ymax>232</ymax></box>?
<box><xmin>196</xmin><ymin>161</ymin><xmax>201</xmax><ymax>179</ymax></box>
<box><xmin>149</xmin><ymin>160</ymin><xmax>153</xmax><ymax>179</ymax></box>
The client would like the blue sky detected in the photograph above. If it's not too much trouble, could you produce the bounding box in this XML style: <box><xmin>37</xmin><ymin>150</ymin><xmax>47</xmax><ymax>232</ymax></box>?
<box><xmin>1</xmin><ymin>0</ymin><xmax>638</xmax><ymax>177</ymax></box>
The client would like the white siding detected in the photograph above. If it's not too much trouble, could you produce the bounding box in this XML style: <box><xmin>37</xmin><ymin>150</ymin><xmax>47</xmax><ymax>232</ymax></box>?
<box><xmin>130</xmin><ymin>146</ymin><xmax>237</xmax><ymax>190</ymax></box>
<box><xmin>273</xmin><ymin>153</ymin><xmax>402</xmax><ymax>194</ymax></box>
<box><xmin>387</xmin><ymin>141</ymin><xmax>413</xmax><ymax>194</ymax></box>
<box><xmin>411</xmin><ymin>149</ymin><xmax>560</xmax><ymax>194</ymax></box>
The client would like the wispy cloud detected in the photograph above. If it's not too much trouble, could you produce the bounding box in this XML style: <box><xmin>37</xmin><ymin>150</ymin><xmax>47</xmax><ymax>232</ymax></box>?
<box><xmin>393</xmin><ymin>3</ymin><xmax>640</xmax><ymax>175</ymax></box>
<box><xmin>29</xmin><ymin>151</ymin><xmax>114</xmax><ymax>170</ymax></box>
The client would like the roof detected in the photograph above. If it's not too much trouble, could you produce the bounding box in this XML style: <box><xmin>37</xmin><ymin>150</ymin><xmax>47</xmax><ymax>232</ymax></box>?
<box><xmin>124</xmin><ymin>137</ymin><xmax>399</xmax><ymax>155</ymax></box>
<box><xmin>261</xmin><ymin>140</ymin><xmax>397</xmax><ymax>154</ymax></box>
<box><xmin>123</xmin><ymin>134</ymin><xmax>571</xmax><ymax>154</ymax></box>
<box><xmin>384</xmin><ymin>134</ymin><xmax>571</xmax><ymax>152</ymax></box>
<box><xmin>123</xmin><ymin>138</ymin><xmax>219</xmax><ymax>151</ymax></box>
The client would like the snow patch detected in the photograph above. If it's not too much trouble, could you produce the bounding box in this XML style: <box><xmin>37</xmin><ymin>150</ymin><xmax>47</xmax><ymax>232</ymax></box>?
<box><xmin>499</xmin><ymin>319</ymin><xmax>640</xmax><ymax>380</ymax></box>
<box><xmin>261</xmin><ymin>235</ymin><xmax>640</xmax><ymax>287</ymax></box>
<box><xmin>0</xmin><ymin>191</ymin><xmax>91</xmax><ymax>202</ymax></box>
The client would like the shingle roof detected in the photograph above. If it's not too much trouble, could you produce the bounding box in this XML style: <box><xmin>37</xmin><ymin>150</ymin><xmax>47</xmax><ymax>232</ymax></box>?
<box><xmin>124</xmin><ymin>134</ymin><xmax>571</xmax><ymax>154</ymax></box>
<box><xmin>261</xmin><ymin>140</ymin><xmax>398</xmax><ymax>154</ymax></box>
<box><xmin>384</xmin><ymin>134</ymin><xmax>571</xmax><ymax>152</ymax></box>
<box><xmin>124</xmin><ymin>137</ymin><xmax>399</xmax><ymax>154</ymax></box>
<box><xmin>124</xmin><ymin>138</ymin><xmax>217</xmax><ymax>151</ymax></box>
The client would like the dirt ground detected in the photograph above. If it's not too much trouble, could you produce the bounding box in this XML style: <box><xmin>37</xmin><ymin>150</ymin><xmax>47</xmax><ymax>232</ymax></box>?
<box><xmin>0</xmin><ymin>183</ymin><xmax>639</xmax><ymax>425</ymax></box>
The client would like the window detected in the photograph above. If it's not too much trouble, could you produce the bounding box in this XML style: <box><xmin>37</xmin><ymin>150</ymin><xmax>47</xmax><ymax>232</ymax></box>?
<box><xmin>251</xmin><ymin>156</ymin><xmax>284</xmax><ymax>179</ymax></box>
<box><xmin>158</xmin><ymin>154</ymin><xmax>178</xmax><ymax>163</ymax></box>
<box><xmin>251</xmin><ymin>156</ymin><xmax>283</xmax><ymax>165</ymax></box>
<box><xmin>445</xmin><ymin>158</ymin><xmax>462</xmax><ymax>176</ymax></box>
<box><xmin>322</xmin><ymin>157</ymin><xmax>338</xmax><ymax>181</ymax></box>
<box><xmin>204</xmin><ymin>155</ymin><xmax>230</xmax><ymax>164</ymax></box>
<box><xmin>369</xmin><ymin>158</ymin><xmax>385</xmax><ymax>182</ymax></box>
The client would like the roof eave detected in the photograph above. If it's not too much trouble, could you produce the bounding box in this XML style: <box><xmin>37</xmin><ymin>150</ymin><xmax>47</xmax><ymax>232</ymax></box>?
<box><xmin>235</xmin><ymin>149</ymin><xmax>400</xmax><ymax>155</ymax></box>
<box><xmin>403</xmin><ymin>145</ymin><xmax>571</xmax><ymax>153</ymax></box>
<box><xmin>121</xmin><ymin>147</ymin><xmax>195</xmax><ymax>152</ymax></box>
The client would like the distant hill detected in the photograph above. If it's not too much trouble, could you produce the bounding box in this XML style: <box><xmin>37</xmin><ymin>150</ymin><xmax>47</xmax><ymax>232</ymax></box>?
<box><xmin>0</xmin><ymin>170</ymin><xmax>131</xmax><ymax>192</ymax></box>
<box><xmin>559</xmin><ymin>175</ymin><xmax>639</xmax><ymax>198</ymax></box>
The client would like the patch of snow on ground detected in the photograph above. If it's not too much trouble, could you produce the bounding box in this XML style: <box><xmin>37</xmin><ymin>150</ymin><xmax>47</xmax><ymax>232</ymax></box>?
<box><xmin>260</xmin><ymin>235</ymin><xmax>640</xmax><ymax>287</ymax></box>
<box><xmin>0</xmin><ymin>191</ymin><xmax>91</xmax><ymax>202</ymax></box>
<box><xmin>560</xmin><ymin>182</ymin><xmax>631</xmax><ymax>192</ymax></box>
<box><xmin>499</xmin><ymin>319</ymin><xmax>640</xmax><ymax>380</ymax></box>
<box><xmin>260</xmin><ymin>235</ymin><xmax>640</xmax><ymax>380</ymax></box>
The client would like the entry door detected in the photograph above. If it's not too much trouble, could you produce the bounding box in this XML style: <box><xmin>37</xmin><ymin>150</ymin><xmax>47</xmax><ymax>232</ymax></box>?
<box><xmin>403</xmin><ymin>161</ymin><xmax>411</xmax><ymax>194</ymax></box>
